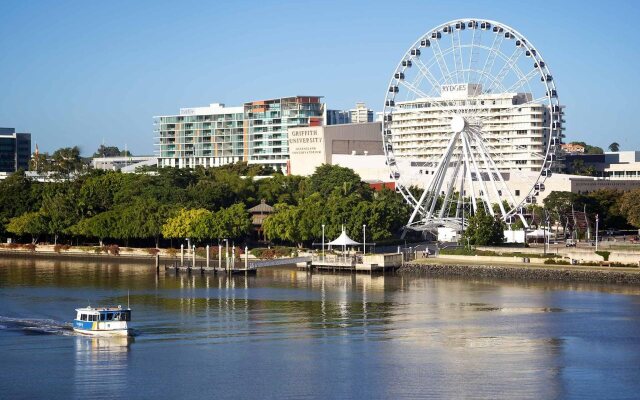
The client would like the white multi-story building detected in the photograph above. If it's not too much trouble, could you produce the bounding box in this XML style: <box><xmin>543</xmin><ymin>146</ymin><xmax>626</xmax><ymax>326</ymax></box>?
<box><xmin>349</xmin><ymin>102</ymin><xmax>374</xmax><ymax>124</ymax></box>
<box><xmin>389</xmin><ymin>83</ymin><xmax>554</xmax><ymax>177</ymax></box>
<box><xmin>154</xmin><ymin>103</ymin><xmax>245</xmax><ymax>168</ymax></box>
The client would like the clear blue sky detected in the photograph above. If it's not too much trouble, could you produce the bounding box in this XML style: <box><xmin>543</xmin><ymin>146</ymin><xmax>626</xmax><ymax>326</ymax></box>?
<box><xmin>0</xmin><ymin>0</ymin><xmax>638</xmax><ymax>155</ymax></box>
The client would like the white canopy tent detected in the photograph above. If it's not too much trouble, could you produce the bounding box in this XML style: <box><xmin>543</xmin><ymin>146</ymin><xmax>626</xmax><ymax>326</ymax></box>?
<box><xmin>327</xmin><ymin>230</ymin><xmax>361</xmax><ymax>246</ymax></box>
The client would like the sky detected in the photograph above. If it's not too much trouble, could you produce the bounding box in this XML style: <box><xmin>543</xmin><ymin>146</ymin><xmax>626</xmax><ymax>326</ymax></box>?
<box><xmin>0</xmin><ymin>0</ymin><xmax>638</xmax><ymax>155</ymax></box>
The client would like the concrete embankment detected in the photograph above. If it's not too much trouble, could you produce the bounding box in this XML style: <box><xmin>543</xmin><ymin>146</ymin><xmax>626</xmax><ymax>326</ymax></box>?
<box><xmin>400</xmin><ymin>261</ymin><xmax>640</xmax><ymax>285</ymax></box>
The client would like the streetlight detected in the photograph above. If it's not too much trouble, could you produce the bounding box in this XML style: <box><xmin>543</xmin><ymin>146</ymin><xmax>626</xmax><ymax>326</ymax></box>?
<box><xmin>363</xmin><ymin>224</ymin><xmax>366</xmax><ymax>256</ymax></box>
<box><xmin>595</xmin><ymin>214</ymin><xmax>599</xmax><ymax>251</ymax></box>
<box><xmin>322</xmin><ymin>224</ymin><xmax>325</xmax><ymax>260</ymax></box>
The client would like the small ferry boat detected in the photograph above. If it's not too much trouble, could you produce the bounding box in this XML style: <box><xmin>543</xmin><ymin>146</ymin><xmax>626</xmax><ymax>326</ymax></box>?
<box><xmin>72</xmin><ymin>305</ymin><xmax>132</xmax><ymax>336</ymax></box>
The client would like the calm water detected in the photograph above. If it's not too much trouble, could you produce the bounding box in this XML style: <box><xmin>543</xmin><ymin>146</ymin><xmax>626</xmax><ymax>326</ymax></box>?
<box><xmin>1</xmin><ymin>258</ymin><xmax>640</xmax><ymax>399</ymax></box>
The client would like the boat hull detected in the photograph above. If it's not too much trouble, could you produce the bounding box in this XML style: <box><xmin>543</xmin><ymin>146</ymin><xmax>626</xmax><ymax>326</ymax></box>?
<box><xmin>73</xmin><ymin>327</ymin><xmax>131</xmax><ymax>336</ymax></box>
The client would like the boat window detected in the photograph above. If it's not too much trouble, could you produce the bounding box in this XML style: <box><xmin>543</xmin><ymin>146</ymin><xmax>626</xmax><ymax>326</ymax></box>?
<box><xmin>81</xmin><ymin>314</ymin><xmax>87</xmax><ymax>321</ymax></box>
<box><xmin>122</xmin><ymin>311</ymin><xmax>131</xmax><ymax>321</ymax></box>
<box><xmin>90</xmin><ymin>315</ymin><xmax>97</xmax><ymax>322</ymax></box>
<box><xmin>107</xmin><ymin>313</ymin><xmax>113</xmax><ymax>320</ymax></box>
<box><xmin>113</xmin><ymin>313</ymin><xmax>121</xmax><ymax>321</ymax></box>
<box><xmin>100</xmin><ymin>313</ymin><xmax>106</xmax><ymax>321</ymax></box>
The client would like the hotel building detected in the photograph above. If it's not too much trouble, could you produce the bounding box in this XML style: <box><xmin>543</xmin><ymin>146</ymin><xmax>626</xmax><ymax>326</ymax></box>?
<box><xmin>388</xmin><ymin>83</ymin><xmax>560</xmax><ymax>176</ymax></box>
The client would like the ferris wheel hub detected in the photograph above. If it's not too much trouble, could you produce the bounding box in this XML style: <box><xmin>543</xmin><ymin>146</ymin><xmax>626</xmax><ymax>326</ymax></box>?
<box><xmin>450</xmin><ymin>115</ymin><xmax>466</xmax><ymax>133</ymax></box>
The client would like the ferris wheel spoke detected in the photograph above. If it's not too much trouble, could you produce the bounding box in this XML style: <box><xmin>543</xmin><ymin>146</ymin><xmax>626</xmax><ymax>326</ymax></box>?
<box><xmin>465</xmin><ymin>25</ymin><xmax>479</xmax><ymax>83</ymax></box>
<box><xmin>485</xmin><ymin>47</ymin><xmax>523</xmax><ymax>94</ymax></box>
<box><xmin>431</xmin><ymin>37</ymin><xmax>453</xmax><ymax>84</ymax></box>
<box><xmin>505</xmin><ymin>68</ymin><xmax>540</xmax><ymax>93</ymax></box>
<box><xmin>451</xmin><ymin>29</ymin><xmax>464</xmax><ymax>84</ymax></box>
<box><xmin>398</xmin><ymin>80</ymin><xmax>430</xmax><ymax>99</ymax></box>
<box><xmin>411</xmin><ymin>57</ymin><xmax>447</xmax><ymax>98</ymax></box>
<box><xmin>478</xmin><ymin>32</ymin><xmax>505</xmax><ymax>89</ymax></box>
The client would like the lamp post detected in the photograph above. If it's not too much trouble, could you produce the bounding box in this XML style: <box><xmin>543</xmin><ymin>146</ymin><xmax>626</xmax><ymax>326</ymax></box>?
<box><xmin>322</xmin><ymin>224</ymin><xmax>325</xmax><ymax>260</ymax></box>
<box><xmin>596</xmin><ymin>214</ymin><xmax>600</xmax><ymax>251</ymax></box>
<box><xmin>363</xmin><ymin>224</ymin><xmax>366</xmax><ymax>256</ymax></box>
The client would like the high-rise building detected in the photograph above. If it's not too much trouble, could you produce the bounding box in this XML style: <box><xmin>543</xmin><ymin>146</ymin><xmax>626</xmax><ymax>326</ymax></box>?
<box><xmin>155</xmin><ymin>97</ymin><xmax>324</xmax><ymax>170</ymax></box>
<box><xmin>326</xmin><ymin>103</ymin><xmax>374</xmax><ymax>125</ymax></box>
<box><xmin>244</xmin><ymin>96</ymin><xmax>324</xmax><ymax>170</ymax></box>
<box><xmin>0</xmin><ymin>128</ymin><xmax>31</xmax><ymax>173</ymax></box>
<box><xmin>154</xmin><ymin>103</ymin><xmax>245</xmax><ymax>168</ymax></box>
<box><xmin>389</xmin><ymin>84</ymin><xmax>562</xmax><ymax>174</ymax></box>
<box><xmin>349</xmin><ymin>102</ymin><xmax>374</xmax><ymax>123</ymax></box>
<box><xmin>326</xmin><ymin>109</ymin><xmax>350</xmax><ymax>125</ymax></box>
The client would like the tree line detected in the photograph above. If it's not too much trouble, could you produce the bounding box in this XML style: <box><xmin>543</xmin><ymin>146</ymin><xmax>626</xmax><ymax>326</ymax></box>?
<box><xmin>0</xmin><ymin>163</ymin><xmax>411</xmax><ymax>248</ymax></box>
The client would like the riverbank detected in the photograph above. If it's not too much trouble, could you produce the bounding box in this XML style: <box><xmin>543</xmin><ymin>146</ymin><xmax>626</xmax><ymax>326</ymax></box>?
<box><xmin>401</xmin><ymin>259</ymin><xmax>640</xmax><ymax>285</ymax></box>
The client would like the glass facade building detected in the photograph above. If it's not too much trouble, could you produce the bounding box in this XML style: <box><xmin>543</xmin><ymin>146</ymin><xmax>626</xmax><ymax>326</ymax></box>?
<box><xmin>0</xmin><ymin>128</ymin><xmax>31</xmax><ymax>173</ymax></box>
<box><xmin>154</xmin><ymin>103</ymin><xmax>245</xmax><ymax>168</ymax></box>
<box><xmin>155</xmin><ymin>97</ymin><xmax>324</xmax><ymax>170</ymax></box>
<box><xmin>244</xmin><ymin>96</ymin><xmax>324</xmax><ymax>169</ymax></box>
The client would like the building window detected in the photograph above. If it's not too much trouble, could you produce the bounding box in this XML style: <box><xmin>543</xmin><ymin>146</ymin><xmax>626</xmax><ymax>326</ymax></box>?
<box><xmin>515</xmin><ymin>190</ymin><xmax>520</xmax><ymax>196</ymax></box>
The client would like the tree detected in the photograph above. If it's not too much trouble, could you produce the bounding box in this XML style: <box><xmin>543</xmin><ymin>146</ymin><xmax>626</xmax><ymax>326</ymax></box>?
<box><xmin>0</xmin><ymin>171</ymin><xmax>40</xmax><ymax>237</ymax></box>
<box><xmin>608</xmin><ymin>142</ymin><xmax>620</xmax><ymax>152</ymax></box>
<box><xmin>40</xmin><ymin>186</ymin><xmax>81</xmax><ymax>244</ymax></box>
<box><xmin>619</xmin><ymin>189</ymin><xmax>640</xmax><ymax>228</ymax></box>
<box><xmin>462</xmin><ymin>208</ymin><xmax>505</xmax><ymax>246</ymax></box>
<box><xmin>6</xmin><ymin>212</ymin><xmax>49</xmax><ymax>244</ymax></box>
<box><xmin>93</xmin><ymin>144</ymin><xmax>131</xmax><ymax>158</ymax></box>
<box><xmin>69</xmin><ymin>211</ymin><xmax>118</xmax><ymax>246</ymax></box>
<box><xmin>162</xmin><ymin>208</ymin><xmax>214</xmax><ymax>242</ymax></box>
<box><xmin>308</xmin><ymin>164</ymin><xmax>371</xmax><ymax>199</ymax></box>
<box><xmin>214</xmin><ymin>203</ymin><xmax>252</xmax><ymax>240</ymax></box>
<box><xmin>51</xmin><ymin>146</ymin><xmax>84</xmax><ymax>174</ymax></box>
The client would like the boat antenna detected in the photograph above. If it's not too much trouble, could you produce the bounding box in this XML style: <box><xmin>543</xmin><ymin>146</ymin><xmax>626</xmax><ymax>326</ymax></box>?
<box><xmin>127</xmin><ymin>290</ymin><xmax>130</xmax><ymax>309</ymax></box>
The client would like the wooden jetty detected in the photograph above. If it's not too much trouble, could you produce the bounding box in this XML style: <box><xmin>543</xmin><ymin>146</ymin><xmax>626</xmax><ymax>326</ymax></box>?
<box><xmin>160</xmin><ymin>256</ymin><xmax>312</xmax><ymax>275</ymax></box>
<box><xmin>304</xmin><ymin>253</ymin><xmax>404</xmax><ymax>273</ymax></box>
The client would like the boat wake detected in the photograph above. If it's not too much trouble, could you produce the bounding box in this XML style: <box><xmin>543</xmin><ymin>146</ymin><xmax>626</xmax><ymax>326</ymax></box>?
<box><xmin>0</xmin><ymin>316</ymin><xmax>74</xmax><ymax>336</ymax></box>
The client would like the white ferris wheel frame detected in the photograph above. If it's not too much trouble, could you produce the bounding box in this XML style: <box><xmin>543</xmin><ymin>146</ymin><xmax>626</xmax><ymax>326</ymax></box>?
<box><xmin>382</xmin><ymin>18</ymin><xmax>562</xmax><ymax>233</ymax></box>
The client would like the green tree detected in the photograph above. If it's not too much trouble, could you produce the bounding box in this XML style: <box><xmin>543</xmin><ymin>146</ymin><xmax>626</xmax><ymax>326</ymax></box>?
<box><xmin>462</xmin><ymin>208</ymin><xmax>505</xmax><ymax>246</ymax></box>
<box><xmin>608</xmin><ymin>142</ymin><xmax>620</xmax><ymax>152</ymax></box>
<box><xmin>41</xmin><ymin>186</ymin><xmax>81</xmax><ymax>244</ymax></box>
<box><xmin>93</xmin><ymin>144</ymin><xmax>131</xmax><ymax>158</ymax></box>
<box><xmin>308</xmin><ymin>164</ymin><xmax>371</xmax><ymax>199</ymax></box>
<box><xmin>51</xmin><ymin>146</ymin><xmax>84</xmax><ymax>174</ymax></box>
<box><xmin>69</xmin><ymin>211</ymin><xmax>118</xmax><ymax>246</ymax></box>
<box><xmin>162</xmin><ymin>208</ymin><xmax>214</xmax><ymax>242</ymax></box>
<box><xmin>619</xmin><ymin>189</ymin><xmax>640</xmax><ymax>228</ymax></box>
<box><xmin>6</xmin><ymin>212</ymin><xmax>49</xmax><ymax>244</ymax></box>
<box><xmin>0</xmin><ymin>171</ymin><xmax>40</xmax><ymax>237</ymax></box>
<box><xmin>214</xmin><ymin>203</ymin><xmax>252</xmax><ymax>240</ymax></box>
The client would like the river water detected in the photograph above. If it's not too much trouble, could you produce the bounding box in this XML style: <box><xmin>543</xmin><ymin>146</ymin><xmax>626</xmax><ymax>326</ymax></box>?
<box><xmin>1</xmin><ymin>258</ymin><xmax>640</xmax><ymax>399</ymax></box>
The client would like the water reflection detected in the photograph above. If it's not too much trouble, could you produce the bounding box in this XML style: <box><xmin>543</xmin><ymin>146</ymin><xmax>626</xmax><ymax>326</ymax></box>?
<box><xmin>73</xmin><ymin>336</ymin><xmax>132</xmax><ymax>400</ymax></box>
<box><xmin>2</xmin><ymin>258</ymin><xmax>640</xmax><ymax>399</ymax></box>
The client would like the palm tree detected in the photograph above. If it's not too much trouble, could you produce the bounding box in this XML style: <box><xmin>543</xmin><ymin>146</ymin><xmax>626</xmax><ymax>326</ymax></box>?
<box><xmin>608</xmin><ymin>142</ymin><xmax>620</xmax><ymax>152</ymax></box>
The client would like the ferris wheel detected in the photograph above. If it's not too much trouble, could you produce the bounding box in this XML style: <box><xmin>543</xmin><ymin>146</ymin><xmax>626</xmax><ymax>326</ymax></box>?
<box><xmin>382</xmin><ymin>18</ymin><xmax>563</xmax><ymax>233</ymax></box>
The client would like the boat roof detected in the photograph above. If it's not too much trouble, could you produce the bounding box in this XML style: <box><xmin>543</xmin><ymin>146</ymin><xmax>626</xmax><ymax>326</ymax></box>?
<box><xmin>75</xmin><ymin>306</ymin><xmax>130</xmax><ymax>312</ymax></box>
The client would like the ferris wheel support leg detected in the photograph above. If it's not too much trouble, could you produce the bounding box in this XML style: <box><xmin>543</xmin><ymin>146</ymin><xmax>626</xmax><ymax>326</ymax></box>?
<box><xmin>438</xmin><ymin>154</ymin><xmax>463</xmax><ymax>218</ymax></box>
<box><xmin>461</xmin><ymin>135</ymin><xmax>478</xmax><ymax>214</ymax></box>
<box><xmin>426</xmin><ymin>132</ymin><xmax>460</xmax><ymax>218</ymax></box>
<box><xmin>473</xmin><ymin>135</ymin><xmax>507</xmax><ymax>217</ymax></box>
<box><xmin>463</xmin><ymin>132</ymin><xmax>493</xmax><ymax>216</ymax></box>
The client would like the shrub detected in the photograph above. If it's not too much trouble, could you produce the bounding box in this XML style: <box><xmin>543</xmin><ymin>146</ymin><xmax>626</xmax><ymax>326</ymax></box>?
<box><xmin>146</xmin><ymin>248</ymin><xmax>160</xmax><ymax>256</ymax></box>
<box><xmin>544</xmin><ymin>259</ymin><xmax>570</xmax><ymax>265</ymax></box>
<box><xmin>440</xmin><ymin>247</ymin><xmax>476</xmax><ymax>256</ymax></box>
<box><xmin>166</xmin><ymin>248</ymin><xmax>178</xmax><ymax>258</ymax></box>
<box><xmin>595</xmin><ymin>251</ymin><xmax>611</xmax><ymax>261</ymax></box>
<box><xmin>22</xmin><ymin>243</ymin><xmax>36</xmax><ymax>252</ymax></box>
<box><xmin>107</xmin><ymin>245</ymin><xmax>120</xmax><ymax>256</ymax></box>
<box><xmin>53</xmin><ymin>244</ymin><xmax>71</xmax><ymax>253</ymax></box>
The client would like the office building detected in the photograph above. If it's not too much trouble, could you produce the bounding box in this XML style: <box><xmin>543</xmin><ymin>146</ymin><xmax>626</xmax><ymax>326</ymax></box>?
<box><xmin>0</xmin><ymin>128</ymin><xmax>31</xmax><ymax>173</ymax></box>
